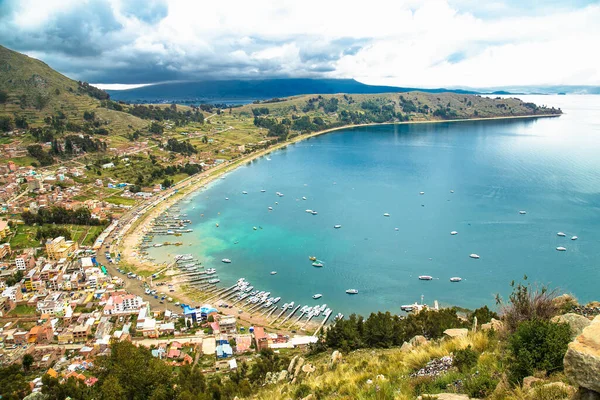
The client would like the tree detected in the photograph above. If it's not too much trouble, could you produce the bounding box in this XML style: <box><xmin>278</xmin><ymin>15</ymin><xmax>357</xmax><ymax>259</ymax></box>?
<box><xmin>507</xmin><ymin>319</ymin><xmax>571</xmax><ymax>383</ymax></box>
<box><xmin>22</xmin><ymin>354</ymin><xmax>34</xmax><ymax>372</ymax></box>
<box><xmin>0</xmin><ymin>115</ymin><xmax>15</xmax><ymax>132</ymax></box>
<box><xmin>0</xmin><ymin>89</ymin><xmax>8</xmax><ymax>103</ymax></box>
<box><xmin>149</xmin><ymin>122</ymin><xmax>164</xmax><ymax>134</ymax></box>
<box><xmin>0</xmin><ymin>364</ymin><xmax>31</xmax><ymax>399</ymax></box>
<box><xmin>99</xmin><ymin>375</ymin><xmax>125</xmax><ymax>400</ymax></box>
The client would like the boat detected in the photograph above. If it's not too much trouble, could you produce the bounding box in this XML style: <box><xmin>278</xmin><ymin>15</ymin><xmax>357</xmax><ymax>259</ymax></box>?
<box><xmin>306</xmin><ymin>209</ymin><xmax>313</xmax><ymax>213</ymax></box>
<box><xmin>208</xmin><ymin>278</ymin><xmax>220</xmax><ymax>284</ymax></box>
<box><xmin>383</xmin><ymin>213</ymin><xmax>390</xmax><ymax>217</ymax></box>
<box><xmin>346</xmin><ymin>289</ymin><xmax>359</xmax><ymax>294</ymax></box>
<box><xmin>225</xmin><ymin>197</ymin><xmax>229</xmax><ymax>200</ymax></box>
<box><xmin>242</xmin><ymin>191</ymin><xmax>248</xmax><ymax>194</ymax></box>
<box><xmin>469</xmin><ymin>254</ymin><xmax>480</xmax><ymax>259</ymax></box>
<box><xmin>302</xmin><ymin>196</ymin><xmax>307</xmax><ymax>200</ymax></box>
<box><xmin>216</xmin><ymin>223</ymin><xmax>219</xmax><ymax>227</ymax></box>
<box><xmin>450</xmin><ymin>231</ymin><xmax>458</xmax><ymax>235</ymax></box>
<box><xmin>270</xmin><ymin>271</ymin><xmax>277</xmax><ymax>275</ymax></box>
<box><xmin>519</xmin><ymin>210</ymin><xmax>526</xmax><ymax>214</ymax></box>
<box><xmin>450</xmin><ymin>190</ymin><xmax>454</xmax><ymax>193</ymax></box>
<box><xmin>261</xmin><ymin>189</ymin><xmax>266</xmax><ymax>192</ymax></box>
<box><xmin>222</xmin><ymin>259</ymin><xmax>232</xmax><ymax>263</ymax></box>
<box><xmin>309</xmin><ymin>256</ymin><xmax>317</xmax><ymax>261</ymax></box>
<box><xmin>253</xmin><ymin>227</ymin><xmax>257</xmax><ymax>230</ymax></box>
<box><xmin>334</xmin><ymin>225</ymin><xmax>342</xmax><ymax>229</ymax></box>
<box><xmin>571</xmin><ymin>236</ymin><xmax>578</xmax><ymax>240</ymax></box>
<box><xmin>312</xmin><ymin>294</ymin><xmax>322</xmax><ymax>299</ymax></box>
<box><xmin>556</xmin><ymin>246</ymin><xmax>567</xmax><ymax>251</ymax></box>
<box><xmin>268</xmin><ymin>207</ymin><xmax>273</xmax><ymax>210</ymax></box>
<box><xmin>205</xmin><ymin>268</ymin><xmax>217</xmax><ymax>274</ymax></box>
<box><xmin>266</xmin><ymin>157</ymin><xmax>271</xmax><ymax>161</ymax></box>
<box><xmin>419</xmin><ymin>191</ymin><xmax>425</xmax><ymax>195</ymax></box>
<box><xmin>311</xmin><ymin>211</ymin><xmax>318</xmax><ymax>215</ymax></box>
<box><xmin>419</xmin><ymin>275</ymin><xmax>433</xmax><ymax>280</ymax></box>
<box><xmin>450</xmin><ymin>277</ymin><xmax>462</xmax><ymax>282</ymax></box>
<box><xmin>401</xmin><ymin>304</ymin><xmax>416</xmax><ymax>311</ymax></box>
<box><xmin>557</xmin><ymin>232</ymin><xmax>566</xmax><ymax>237</ymax></box>
<box><xmin>312</xmin><ymin>262</ymin><xmax>324</xmax><ymax>267</ymax></box>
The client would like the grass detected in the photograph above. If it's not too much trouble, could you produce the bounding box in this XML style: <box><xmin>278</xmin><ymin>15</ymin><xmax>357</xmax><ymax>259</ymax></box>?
<box><xmin>104</xmin><ymin>195</ymin><xmax>137</xmax><ymax>206</ymax></box>
<box><xmin>8</xmin><ymin>223</ymin><xmax>105</xmax><ymax>249</ymax></box>
<box><xmin>10</xmin><ymin>304</ymin><xmax>37</xmax><ymax>315</ymax></box>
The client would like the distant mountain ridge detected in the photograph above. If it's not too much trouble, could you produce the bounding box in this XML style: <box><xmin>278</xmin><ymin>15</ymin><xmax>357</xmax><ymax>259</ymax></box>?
<box><xmin>106</xmin><ymin>79</ymin><xmax>478</xmax><ymax>104</ymax></box>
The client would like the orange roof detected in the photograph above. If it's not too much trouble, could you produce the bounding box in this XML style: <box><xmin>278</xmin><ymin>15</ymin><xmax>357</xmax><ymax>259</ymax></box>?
<box><xmin>254</xmin><ymin>326</ymin><xmax>267</xmax><ymax>340</ymax></box>
<box><xmin>46</xmin><ymin>368</ymin><xmax>58</xmax><ymax>378</ymax></box>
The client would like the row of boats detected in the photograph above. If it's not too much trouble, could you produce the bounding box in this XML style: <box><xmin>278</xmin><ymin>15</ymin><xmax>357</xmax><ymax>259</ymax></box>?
<box><xmin>419</xmin><ymin>275</ymin><xmax>462</xmax><ymax>282</ymax></box>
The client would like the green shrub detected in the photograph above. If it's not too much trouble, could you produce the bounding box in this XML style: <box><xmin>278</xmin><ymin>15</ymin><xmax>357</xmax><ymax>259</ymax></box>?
<box><xmin>507</xmin><ymin>320</ymin><xmax>571</xmax><ymax>382</ymax></box>
<box><xmin>453</xmin><ymin>345</ymin><xmax>479</xmax><ymax>372</ymax></box>
<box><xmin>463</xmin><ymin>371</ymin><xmax>498</xmax><ymax>398</ymax></box>
<box><xmin>294</xmin><ymin>383</ymin><xmax>311</xmax><ymax>399</ymax></box>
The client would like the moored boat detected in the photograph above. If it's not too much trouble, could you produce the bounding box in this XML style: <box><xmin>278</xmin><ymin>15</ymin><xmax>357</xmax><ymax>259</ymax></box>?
<box><xmin>556</xmin><ymin>246</ymin><xmax>567</xmax><ymax>251</ymax></box>
<box><xmin>346</xmin><ymin>289</ymin><xmax>359</xmax><ymax>294</ymax></box>
<box><xmin>222</xmin><ymin>258</ymin><xmax>232</xmax><ymax>263</ymax></box>
<box><xmin>557</xmin><ymin>232</ymin><xmax>566</xmax><ymax>237</ymax></box>
<box><xmin>419</xmin><ymin>275</ymin><xmax>433</xmax><ymax>280</ymax></box>
<box><xmin>450</xmin><ymin>277</ymin><xmax>462</xmax><ymax>282</ymax></box>
<box><xmin>334</xmin><ymin>225</ymin><xmax>342</xmax><ymax>229</ymax></box>
<box><xmin>270</xmin><ymin>271</ymin><xmax>277</xmax><ymax>275</ymax></box>
<box><xmin>571</xmin><ymin>236</ymin><xmax>578</xmax><ymax>240</ymax></box>
<box><xmin>312</xmin><ymin>262</ymin><xmax>324</xmax><ymax>267</ymax></box>
<box><xmin>470</xmin><ymin>253</ymin><xmax>480</xmax><ymax>259</ymax></box>
<box><xmin>450</xmin><ymin>231</ymin><xmax>458</xmax><ymax>235</ymax></box>
<box><xmin>312</xmin><ymin>294</ymin><xmax>322</xmax><ymax>299</ymax></box>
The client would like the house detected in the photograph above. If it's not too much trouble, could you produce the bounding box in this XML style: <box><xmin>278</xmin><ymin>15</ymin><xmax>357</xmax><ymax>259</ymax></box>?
<box><xmin>0</xmin><ymin>243</ymin><xmax>11</xmax><ymax>259</ymax></box>
<box><xmin>28</xmin><ymin>321</ymin><xmax>54</xmax><ymax>345</ymax></box>
<box><xmin>103</xmin><ymin>294</ymin><xmax>144</xmax><ymax>315</ymax></box>
<box><xmin>234</xmin><ymin>334</ymin><xmax>252</xmax><ymax>353</ymax></box>
<box><xmin>142</xmin><ymin>318</ymin><xmax>158</xmax><ymax>338</ymax></box>
<box><xmin>253</xmin><ymin>326</ymin><xmax>269</xmax><ymax>351</ymax></box>
<box><xmin>13</xmin><ymin>330</ymin><xmax>30</xmax><ymax>345</ymax></box>
<box><xmin>159</xmin><ymin>322</ymin><xmax>175</xmax><ymax>335</ymax></box>
<box><xmin>0</xmin><ymin>220</ymin><xmax>10</xmax><ymax>240</ymax></box>
<box><xmin>218</xmin><ymin>315</ymin><xmax>237</xmax><ymax>334</ymax></box>
<box><xmin>216</xmin><ymin>343</ymin><xmax>233</xmax><ymax>358</ymax></box>
<box><xmin>73</xmin><ymin>324</ymin><xmax>91</xmax><ymax>341</ymax></box>
<box><xmin>45</xmin><ymin>237</ymin><xmax>79</xmax><ymax>260</ymax></box>
<box><xmin>0</xmin><ymin>296</ymin><xmax>15</xmax><ymax>317</ymax></box>
<box><xmin>167</xmin><ymin>348</ymin><xmax>181</xmax><ymax>359</ymax></box>
<box><xmin>58</xmin><ymin>328</ymin><xmax>74</xmax><ymax>344</ymax></box>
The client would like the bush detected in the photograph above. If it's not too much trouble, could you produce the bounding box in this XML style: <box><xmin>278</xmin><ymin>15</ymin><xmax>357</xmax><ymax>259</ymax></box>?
<box><xmin>507</xmin><ymin>320</ymin><xmax>571</xmax><ymax>383</ymax></box>
<box><xmin>453</xmin><ymin>345</ymin><xmax>479</xmax><ymax>372</ymax></box>
<box><xmin>463</xmin><ymin>371</ymin><xmax>498</xmax><ymax>398</ymax></box>
<box><xmin>294</xmin><ymin>384</ymin><xmax>311</xmax><ymax>399</ymax></box>
<box><xmin>469</xmin><ymin>306</ymin><xmax>498</xmax><ymax>324</ymax></box>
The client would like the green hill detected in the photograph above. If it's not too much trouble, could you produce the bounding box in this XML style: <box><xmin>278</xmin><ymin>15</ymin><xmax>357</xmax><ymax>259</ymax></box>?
<box><xmin>0</xmin><ymin>44</ymin><xmax>147</xmax><ymax>132</ymax></box>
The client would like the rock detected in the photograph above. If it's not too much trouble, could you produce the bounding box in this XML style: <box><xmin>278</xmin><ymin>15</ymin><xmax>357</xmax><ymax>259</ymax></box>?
<box><xmin>410</xmin><ymin>335</ymin><xmax>428</xmax><ymax>347</ymax></box>
<box><xmin>293</xmin><ymin>357</ymin><xmax>305</xmax><ymax>377</ymax></box>
<box><xmin>411</xmin><ymin>356</ymin><xmax>454</xmax><ymax>378</ymax></box>
<box><xmin>522</xmin><ymin>376</ymin><xmax>542</xmax><ymax>390</ymax></box>
<box><xmin>553</xmin><ymin>293</ymin><xmax>578</xmax><ymax>310</ymax></box>
<box><xmin>301</xmin><ymin>395</ymin><xmax>314</xmax><ymax>400</ymax></box>
<box><xmin>277</xmin><ymin>370</ymin><xmax>288</xmax><ymax>382</ymax></box>
<box><xmin>573</xmin><ymin>388</ymin><xmax>600</xmax><ymax>400</ymax></box>
<box><xmin>552</xmin><ymin>313</ymin><xmax>591</xmax><ymax>339</ymax></box>
<box><xmin>418</xmin><ymin>394</ymin><xmax>471</xmax><ymax>400</ymax></box>
<box><xmin>400</xmin><ymin>342</ymin><xmax>413</xmax><ymax>352</ymax></box>
<box><xmin>443</xmin><ymin>328</ymin><xmax>469</xmax><ymax>338</ymax></box>
<box><xmin>376</xmin><ymin>374</ymin><xmax>385</xmax><ymax>381</ymax></box>
<box><xmin>564</xmin><ymin>315</ymin><xmax>600</xmax><ymax>393</ymax></box>
<box><xmin>330</xmin><ymin>350</ymin><xmax>342</xmax><ymax>365</ymax></box>
<box><xmin>302</xmin><ymin>363</ymin><xmax>315</xmax><ymax>374</ymax></box>
<box><xmin>288</xmin><ymin>355</ymin><xmax>298</xmax><ymax>374</ymax></box>
<box><xmin>490</xmin><ymin>318</ymin><xmax>504</xmax><ymax>331</ymax></box>
<box><xmin>540</xmin><ymin>382</ymin><xmax>576</xmax><ymax>398</ymax></box>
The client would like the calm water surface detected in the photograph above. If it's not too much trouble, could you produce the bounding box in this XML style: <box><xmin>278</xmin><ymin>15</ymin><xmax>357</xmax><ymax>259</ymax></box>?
<box><xmin>148</xmin><ymin>95</ymin><xmax>600</xmax><ymax>316</ymax></box>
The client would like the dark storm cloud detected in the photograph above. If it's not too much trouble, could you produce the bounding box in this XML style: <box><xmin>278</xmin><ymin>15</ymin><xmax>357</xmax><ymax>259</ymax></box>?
<box><xmin>0</xmin><ymin>0</ymin><xmax>364</xmax><ymax>83</ymax></box>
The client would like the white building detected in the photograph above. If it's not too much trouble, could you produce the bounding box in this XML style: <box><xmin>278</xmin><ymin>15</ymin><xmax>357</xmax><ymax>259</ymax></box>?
<box><xmin>103</xmin><ymin>294</ymin><xmax>144</xmax><ymax>315</ymax></box>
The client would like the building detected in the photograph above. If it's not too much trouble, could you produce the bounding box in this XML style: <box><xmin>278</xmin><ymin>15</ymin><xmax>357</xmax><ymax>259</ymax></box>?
<box><xmin>0</xmin><ymin>296</ymin><xmax>15</xmax><ymax>317</ymax></box>
<box><xmin>0</xmin><ymin>243</ymin><xmax>11</xmax><ymax>259</ymax></box>
<box><xmin>0</xmin><ymin>220</ymin><xmax>10</xmax><ymax>240</ymax></box>
<box><xmin>253</xmin><ymin>326</ymin><xmax>269</xmax><ymax>351</ymax></box>
<box><xmin>73</xmin><ymin>324</ymin><xmax>91</xmax><ymax>341</ymax></box>
<box><xmin>103</xmin><ymin>294</ymin><xmax>144</xmax><ymax>315</ymax></box>
<box><xmin>217</xmin><ymin>315</ymin><xmax>237</xmax><ymax>334</ymax></box>
<box><xmin>45</xmin><ymin>237</ymin><xmax>79</xmax><ymax>260</ymax></box>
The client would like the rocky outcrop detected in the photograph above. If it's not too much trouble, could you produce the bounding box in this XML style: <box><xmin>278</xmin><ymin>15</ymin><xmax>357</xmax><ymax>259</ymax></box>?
<box><xmin>410</xmin><ymin>335</ymin><xmax>429</xmax><ymax>347</ymax></box>
<box><xmin>330</xmin><ymin>350</ymin><xmax>342</xmax><ymax>366</ymax></box>
<box><xmin>564</xmin><ymin>315</ymin><xmax>600</xmax><ymax>393</ymax></box>
<box><xmin>481</xmin><ymin>318</ymin><xmax>504</xmax><ymax>332</ymax></box>
<box><xmin>277</xmin><ymin>370</ymin><xmax>288</xmax><ymax>382</ymax></box>
<box><xmin>522</xmin><ymin>376</ymin><xmax>542</xmax><ymax>390</ymax></box>
<box><xmin>443</xmin><ymin>328</ymin><xmax>468</xmax><ymax>338</ymax></box>
<box><xmin>417</xmin><ymin>394</ymin><xmax>473</xmax><ymax>400</ymax></box>
<box><xmin>552</xmin><ymin>313</ymin><xmax>591</xmax><ymax>339</ymax></box>
<box><xmin>400</xmin><ymin>342</ymin><xmax>413</xmax><ymax>352</ymax></box>
<box><xmin>553</xmin><ymin>293</ymin><xmax>578</xmax><ymax>310</ymax></box>
<box><xmin>411</xmin><ymin>356</ymin><xmax>453</xmax><ymax>378</ymax></box>
<box><xmin>573</xmin><ymin>388</ymin><xmax>600</xmax><ymax>400</ymax></box>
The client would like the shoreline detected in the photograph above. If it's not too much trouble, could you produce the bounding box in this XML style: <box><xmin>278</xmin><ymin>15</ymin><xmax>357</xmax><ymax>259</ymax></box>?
<box><xmin>117</xmin><ymin>113</ymin><xmax>561</xmax><ymax>331</ymax></box>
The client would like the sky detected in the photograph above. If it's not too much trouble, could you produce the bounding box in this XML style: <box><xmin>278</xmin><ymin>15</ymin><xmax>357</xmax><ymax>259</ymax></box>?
<box><xmin>1</xmin><ymin>0</ymin><xmax>599</xmax><ymax>89</ymax></box>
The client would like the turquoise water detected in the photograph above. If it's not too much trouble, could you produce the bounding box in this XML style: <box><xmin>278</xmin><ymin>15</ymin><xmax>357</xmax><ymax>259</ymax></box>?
<box><xmin>148</xmin><ymin>95</ymin><xmax>600</xmax><ymax>316</ymax></box>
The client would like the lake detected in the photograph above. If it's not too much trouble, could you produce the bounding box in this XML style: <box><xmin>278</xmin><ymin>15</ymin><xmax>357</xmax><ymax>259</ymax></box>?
<box><xmin>148</xmin><ymin>95</ymin><xmax>600</xmax><ymax>317</ymax></box>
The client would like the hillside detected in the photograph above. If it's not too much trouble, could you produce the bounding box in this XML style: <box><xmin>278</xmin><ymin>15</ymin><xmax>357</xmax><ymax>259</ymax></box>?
<box><xmin>0</xmin><ymin>45</ymin><xmax>147</xmax><ymax>132</ymax></box>
<box><xmin>107</xmin><ymin>78</ymin><xmax>478</xmax><ymax>104</ymax></box>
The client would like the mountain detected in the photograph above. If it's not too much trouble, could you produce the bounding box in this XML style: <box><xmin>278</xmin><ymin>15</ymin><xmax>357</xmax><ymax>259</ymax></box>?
<box><xmin>454</xmin><ymin>85</ymin><xmax>600</xmax><ymax>95</ymax></box>
<box><xmin>107</xmin><ymin>78</ymin><xmax>479</xmax><ymax>104</ymax></box>
<box><xmin>0</xmin><ymin>45</ymin><xmax>147</xmax><ymax>132</ymax></box>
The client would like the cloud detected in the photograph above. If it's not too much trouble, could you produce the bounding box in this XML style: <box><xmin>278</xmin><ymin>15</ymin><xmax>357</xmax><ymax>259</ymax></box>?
<box><xmin>0</xmin><ymin>0</ymin><xmax>598</xmax><ymax>87</ymax></box>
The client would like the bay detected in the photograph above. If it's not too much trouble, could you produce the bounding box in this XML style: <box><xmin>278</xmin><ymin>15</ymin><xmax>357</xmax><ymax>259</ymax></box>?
<box><xmin>148</xmin><ymin>95</ymin><xmax>600</xmax><ymax>316</ymax></box>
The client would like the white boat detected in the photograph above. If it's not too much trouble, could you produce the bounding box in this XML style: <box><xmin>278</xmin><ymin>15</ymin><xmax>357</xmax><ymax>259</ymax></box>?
<box><xmin>312</xmin><ymin>294</ymin><xmax>322</xmax><ymax>299</ymax></box>
<box><xmin>268</xmin><ymin>207</ymin><xmax>273</xmax><ymax>210</ymax></box>
<box><xmin>242</xmin><ymin>191</ymin><xmax>248</xmax><ymax>194</ymax></box>
<box><xmin>470</xmin><ymin>254</ymin><xmax>480</xmax><ymax>259</ymax></box>
<box><xmin>261</xmin><ymin>189</ymin><xmax>266</xmax><ymax>192</ymax></box>
<box><xmin>222</xmin><ymin>259</ymin><xmax>232</xmax><ymax>263</ymax></box>
<box><xmin>205</xmin><ymin>268</ymin><xmax>216</xmax><ymax>275</ymax></box>
<box><xmin>383</xmin><ymin>213</ymin><xmax>390</xmax><ymax>217</ymax></box>
<box><xmin>154</xmin><ymin>243</ymin><xmax>163</xmax><ymax>247</ymax></box>
<box><xmin>519</xmin><ymin>210</ymin><xmax>526</xmax><ymax>214</ymax></box>
<box><xmin>419</xmin><ymin>191</ymin><xmax>425</xmax><ymax>195</ymax></box>
<box><xmin>225</xmin><ymin>197</ymin><xmax>229</xmax><ymax>200</ymax></box>
<box><xmin>419</xmin><ymin>275</ymin><xmax>433</xmax><ymax>280</ymax></box>
<box><xmin>302</xmin><ymin>197</ymin><xmax>307</xmax><ymax>200</ymax></box>
<box><xmin>450</xmin><ymin>190</ymin><xmax>454</xmax><ymax>193</ymax></box>
<box><xmin>571</xmin><ymin>236</ymin><xmax>578</xmax><ymax>240</ymax></box>
<box><xmin>311</xmin><ymin>211</ymin><xmax>318</xmax><ymax>215</ymax></box>
<box><xmin>557</xmin><ymin>232</ymin><xmax>566</xmax><ymax>237</ymax></box>
<box><xmin>305</xmin><ymin>209</ymin><xmax>313</xmax><ymax>213</ymax></box>
<box><xmin>270</xmin><ymin>271</ymin><xmax>277</xmax><ymax>275</ymax></box>
<box><xmin>346</xmin><ymin>289</ymin><xmax>359</xmax><ymax>294</ymax></box>
<box><xmin>450</xmin><ymin>231</ymin><xmax>458</xmax><ymax>235</ymax></box>
<box><xmin>312</xmin><ymin>262</ymin><xmax>324</xmax><ymax>267</ymax></box>
<box><xmin>556</xmin><ymin>246</ymin><xmax>567</xmax><ymax>251</ymax></box>
<box><xmin>266</xmin><ymin>157</ymin><xmax>271</xmax><ymax>161</ymax></box>
<box><xmin>208</xmin><ymin>278</ymin><xmax>220</xmax><ymax>284</ymax></box>
<box><xmin>334</xmin><ymin>225</ymin><xmax>342</xmax><ymax>229</ymax></box>
<box><xmin>450</xmin><ymin>277</ymin><xmax>462</xmax><ymax>282</ymax></box>
<box><xmin>395</xmin><ymin>227</ymin><xmax>399</xmax><ymax>231</ymax></box>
